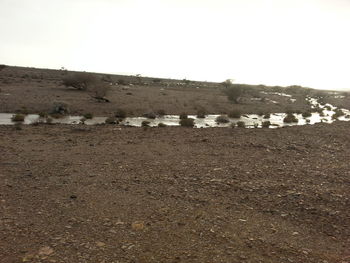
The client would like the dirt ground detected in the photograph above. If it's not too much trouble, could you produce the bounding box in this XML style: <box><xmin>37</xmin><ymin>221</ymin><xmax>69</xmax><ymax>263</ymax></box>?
<box><xmin>0</xmin><ymin>66</ymin><xmax>310</xmax><ymax>116</ymax></box>
<box><xmin>1</xmin><ymin>122</ymin><xmax>349</xmax><ymax>263</ymax></box>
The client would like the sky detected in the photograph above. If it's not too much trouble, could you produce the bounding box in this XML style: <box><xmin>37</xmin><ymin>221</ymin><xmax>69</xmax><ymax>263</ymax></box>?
<box><xmin>0</xmin><ymin>0</ymin><xmax>349</xmax><ymax>90</ymax></box>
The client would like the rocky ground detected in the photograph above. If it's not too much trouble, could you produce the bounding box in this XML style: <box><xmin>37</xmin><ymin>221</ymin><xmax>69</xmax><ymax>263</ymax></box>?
<box><xmin>0</xmin><ymin>122</ymin><xmax>349</xmax><ymax>263</ymax></box>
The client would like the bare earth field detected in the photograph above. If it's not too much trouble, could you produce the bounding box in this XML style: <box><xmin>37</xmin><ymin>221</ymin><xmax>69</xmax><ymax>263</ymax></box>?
<box><xmin>0</xmin><ymin>66</ymin><xmax>310</xmax><ymax>116</ymax></box>
<box><xmin>1</xmin><ymin>123</ymin><xmax>349</xmax><ymax>263</ymax></box>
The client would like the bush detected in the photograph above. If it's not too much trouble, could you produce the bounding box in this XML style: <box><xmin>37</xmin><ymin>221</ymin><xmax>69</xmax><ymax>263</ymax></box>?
<box><xmin>51</xmin><ymin>101</ymin><xmax>69</xmax><ymax>114</ymax></box>
<box><xmin>332</xmin><ymin>109</ymin><xmax>345</xmax><ymax>120</ymax></box>
<box><xmin>179</xmin><ymin>113</ymin><xmax>188</xmax><ymax>119</ymax></box>
<box><xmin>143</xmin><ymin>112</ymin><xmax>157</xmax><ymax>119</ymax></box>
<box><xmin>215</xmin><ymin>115</ymin><xmax>230</xmax><ymax>123</ymax></box>
<box><xmin>228</xmin><ymin>110</ymin><xmax>241</xmax><ymax>118</ymax></box>
<box><xmin>263</xmin><ymin>113</ymin><xmax>271</xmax><ymax>119</ymax></box>
<box><xmin>224</xmin><ymin>85</ymin><xmax>243</xmax><ymax>104</ymax></box>
<box><xmin>84</xmin><ymin>113</ymin><xmax>93</xmax><ymax>119</ymax></box>
<box><xmin>141</xmin><ymin>120</ymin><xmax>150</xmax><ymax>127</ymax></box>
<box><xmin>38</xmin><ymin>112</ymin><xmax>48</xmax><ymax>118</ymax></box>
<box><xmin>237</xmin><ymin>121</ymin><xmax>245</xmax><ymax>128</ymax></box>
<box><xmin>115</xmin><ymin>109</ymin><xmax>127</xmax><ymax>118</ymax></box>
<box><xmin>324</xmin><ymin>105</ymin><xmax>332</xmax><ymax>111</ymax></box>
<box><xmin>283</xmin><ymin>113</ymin><xmax>298</xmax><ymax>123</ymax></box>
<box><xmin>196</xmin><ymin>109</ymin><xmax>207</xmax><ymax>118</ymax></box>
<box><xmin>179</xmin><ymin>118</ymin><xmax>195</xmax><ymax>127</ymax></box>
<box><xmin>89</xmin><ymin>83</ymin><xmax>110</xmax><ymax>102</ymax></box>
<box><xmin>302</xmin><ymin>111</ymin><xmax>312</xmax><ymax>118</ymax></box>
<box><xmin>262</xmin><ymin>121</ymin><xmax>271</xmax><ymax>128</ymax></box>
<box><xmin>62</xmin><ymin>73</ymin><xmax>97</xmax><ymax>90</ymax></box>
<box><xmin>105</xmin><ymin>116</ymin><xmax>117</xmax><ymax>124</ymax></box>
<box><xmin>158</xmin><ymin>123</ymin><xmax>167</xmax><ymax>127</ymax></box>
<box><xmin>11</xmin><ymin>114</ymin><xmax>25</xmax><ymax>122</ymax></box>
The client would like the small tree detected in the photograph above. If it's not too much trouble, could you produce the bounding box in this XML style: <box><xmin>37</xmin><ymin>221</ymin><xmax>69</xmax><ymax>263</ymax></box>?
<box><xmin>89</xmin><ymin>82</ymin><xmax>110</xmax><ymax>102</ymax></box>
<box><xmin>62</xmin><ymin>73</ymin><xmax>97</xmax><ymax>90</ymax></box>
<box><xmin>224</xmin><ymin>85</ymin><xmax>243</xmax><ymax>104</ymax></box>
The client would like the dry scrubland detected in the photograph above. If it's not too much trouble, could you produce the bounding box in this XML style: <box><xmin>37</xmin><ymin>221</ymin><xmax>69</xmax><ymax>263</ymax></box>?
<box><xmin>0</xmin><ymin>66</ymin><xmax>335</xmax><ymax>117</ymax></box>
<box><xmin>0</xmin><ymin>65</ymin><xmax>349</xmax><ymax>263</ymax></box>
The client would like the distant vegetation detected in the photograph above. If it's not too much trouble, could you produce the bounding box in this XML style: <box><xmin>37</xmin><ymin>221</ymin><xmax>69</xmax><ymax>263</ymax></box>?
<box><xmin>179</xmin><ymin>118</ymin><xmax>195</xmax><ymax>127</ymax></box>
<box><xmin>283</xmin><ymin>113</ymin><xmax>298</xmax><ymax>123</ymax></box>
<box><xmin>215</xmin><ymin>115</ymin><xmax>230</xmax><ymax>123</ymax></box>
<box><xmin>62</xmin><ymin>73</ymin><xmax>110</xmax><ymax>102</ymax></box>
<box><xmin>11</xmin><ymin>114</ymin><xmax>25</xmax><ymax>122</ymax></box>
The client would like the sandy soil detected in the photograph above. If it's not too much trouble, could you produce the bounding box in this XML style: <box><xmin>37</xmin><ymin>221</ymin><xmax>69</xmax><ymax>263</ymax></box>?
<box><xmin>1</xmin><ymin>122</ymin><xmax>349</xmax><ymax>263</ymax></box>
<box><xmin>0</xmin><ymin>66</ymin><xmax>310</xmax><ymax>116</ymax></box>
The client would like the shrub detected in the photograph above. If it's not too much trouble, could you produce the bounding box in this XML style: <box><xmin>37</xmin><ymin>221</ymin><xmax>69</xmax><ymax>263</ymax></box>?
<box><xmin>89</xmin><ymin>83</ymin><xmax>110</xmax><ymax>102</ymax></box>
<box><xmin>105</xmin><ymin>117</ymin><xmax>117</xmax><ymax>124</ymax></box>
<box><xmin>196</xmin><ymin>109</ymin><xmax>207</xmax><ymax>118</ymax></box>
<box><xmin>158</xmin><ymin>123</ymin><xmax>167</xmax><ymax>127</ymax></box>
<box><xmin>179</xmin><ymin>113</ymin><xmax>188</xmax><ymax>119</ymax></box>
<box><xmin>11</xmin><ymin>114</ymin><xmax>25</xmax><ymax>122</ymax></box>
<box><xmin>283</xmin><ymin>113</ymin><xmax>298</xmax><ymax>123</ymax></box>
<box><xmin>62</xmin><ymin>73</ymin><xmax>97</xmax><ymax>90</ymax></box>
<box><xmin>143</xmin><ymin>112</ymin><xmax>156</xmax><ymax>119</ymax></box>
<box><xmin>223</xmin><ymin>85</ymin><xmax>243</xmax><ymax>104</ymax></box>
<box><xmin>262</xmin><ymin>121</ymin><xmax>271</xmax><ymax>128</ymax></box>
<box><xmin>302</xmin><ymin>111</ymin><xmax>312</xmax><ymax>118</ymax></box>
<box><xmin>228</xmin><ymin>110</ymin><xmax>241</xmax><ymax>118</ymax></box>
<box><xmin>263</xmin><ymin>113</ymin><xmax>271</xmax><ymax>119</ymax></box>
<box><xmin>84</xmin><ymin>113</ymin><xmax>93</xmax><ymax>119</ymax></box>
<box><xmin>51</xmin><ymin>101</ymin><xmax>69</xmax><ymax>114</ymax></box>
<box><xmin>237</xmin><ymin>121</ymin><xmax>245</xmax><ymax>128</ymax></box>
<box><xmin>141</xmin><ymin>120</ymin><xmax>150</xmax><ymax>127</ymax></box>
<box><xmin>332</xmin><ymin>109</ymin><xmax>345</xmax><ymax>120</ymax></box>
<box><xmin>115</xmin><ymin>109</ymin><xmax>127</xmax><ymax>118</ymax></box>
<box><xmin>179</xmin><ymin>118</ymin><xmax>195</xmax><ymax>127</ymax></box>
<box><xmin>215</xmin><ymin>115</ymin><xmax>230</xmax><ymax>123</ymax></box>
<box><xmin>38</xmin><ymin>112</ymin><xmax>48</xmax><ymax>118</ymax></box>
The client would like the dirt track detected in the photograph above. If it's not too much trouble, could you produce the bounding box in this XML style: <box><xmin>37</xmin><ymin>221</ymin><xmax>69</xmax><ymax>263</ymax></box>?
<box><xmin>1</xmin><ymin>122</ymin><xmax>349</xmax><ymax>263</ymax></box>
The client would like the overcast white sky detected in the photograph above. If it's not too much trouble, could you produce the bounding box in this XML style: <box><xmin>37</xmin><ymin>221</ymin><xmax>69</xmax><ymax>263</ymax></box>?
<box><xmin>0</xmin><ymin>0</ymin><xmax>349</xmax><ymax>90</ymax></box>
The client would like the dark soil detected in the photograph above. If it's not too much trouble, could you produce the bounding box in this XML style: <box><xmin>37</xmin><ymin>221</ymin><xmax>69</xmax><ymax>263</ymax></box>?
<box><xmin>1</xmin><ymin>122</ymin><xmax>349</xmax><ymax>263</ymax></box>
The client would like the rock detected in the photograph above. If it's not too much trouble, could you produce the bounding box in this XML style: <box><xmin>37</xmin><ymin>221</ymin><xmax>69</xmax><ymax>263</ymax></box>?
<box><xmin>131</xmin><ymin>221</ymin><xmax>145</xmax><ymax>231</ymax></box>
<box><xmin>38</xmin><ymin>246</ymin><xmax>54</xmax><ymax>256</ymax></box>
<box><xmin>96</xmin><ymin>241</ymin><xmax>106</xmax><ymax>247</ymax></box>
